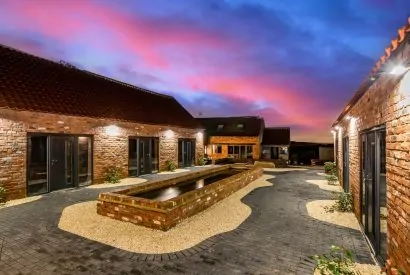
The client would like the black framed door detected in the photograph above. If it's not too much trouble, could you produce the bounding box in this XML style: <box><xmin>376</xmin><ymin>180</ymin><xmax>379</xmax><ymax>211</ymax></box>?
<box><xmin>178</xmin><ymin>139</ymin><xmax>196</xmax><ymax>167</ymax></box>
<box><xmin>27</xmin><ymin>134</ymin><xmax>93</xmax><ymax>196</ymax></box>
<box><xmin>342</xmin><ymin>137</ymin><xmax>350</xmax><ymax>192</ymax></box>
<box><xmin>49</xmin><ymin>136</ymin><xmax>74</xmax><ymax>191</ymax></box>
<box><xmin>128</xmin><ymin>137</ymin><xmax>159</xmax><ymax>176</ymax></box>
<box><xmin>361</xmin><ymin>127</ymin><xmax>387</xmax><ymax>262</ymax></box>
<box><xmin>139</xmin><ymin>138</ymin><xmax>151</xmax><ymax>175</ymax></box>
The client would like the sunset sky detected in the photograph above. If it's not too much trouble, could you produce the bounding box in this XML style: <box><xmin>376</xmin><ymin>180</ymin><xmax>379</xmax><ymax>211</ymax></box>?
<box><xmin>1</xmin><ymin>0</ymin><xmax>409</xmax><ymax>142</ymax></box>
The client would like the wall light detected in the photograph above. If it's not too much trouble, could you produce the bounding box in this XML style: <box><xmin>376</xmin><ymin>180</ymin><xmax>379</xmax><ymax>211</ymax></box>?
<box><xmin>389</xmin><ymin>65</ymin><xmax>409</xmax><ymax>75</ymax></box>
<box><xmin>164</xmin><ymin>130</ymin><xmax>174</xmax><ymax>139</ymax></box>
<box><xmin>197</xmin><ymin>132</ymin><xmax>203</xmax><ymax>139</ymax></box>
<box><xmin>105</xmin><ymin>124</ymin><xmax>120</xmax><ymax>136</ymax></box>
<box><xmin>334</xmin><ymin>126</ymin><xmax>340</xmax><ymax>130</ymax></box>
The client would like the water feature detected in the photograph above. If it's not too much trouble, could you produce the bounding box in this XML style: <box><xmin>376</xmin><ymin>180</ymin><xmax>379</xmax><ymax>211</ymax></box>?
<box><xmin>134</xmin><ymin>169</ymin><xmax>241</xmax><ymax>201</ymax></box>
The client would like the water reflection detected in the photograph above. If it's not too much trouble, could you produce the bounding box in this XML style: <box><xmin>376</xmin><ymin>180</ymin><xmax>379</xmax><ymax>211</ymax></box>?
<box><xmin>196</xmin><ymin>179</ymin><xmax>204</xmax><ymax>189</ymax></box>
<box><xmin>136</xmin><ymin>169</ymin><xmax>240</xmax><ymax>201</ymax></box>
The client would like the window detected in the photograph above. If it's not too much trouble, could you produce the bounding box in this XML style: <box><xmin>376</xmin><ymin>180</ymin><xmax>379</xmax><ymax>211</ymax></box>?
<box><xmin>280</xmin><ymin>147</ymin><xmax>288</xmax><ymax>155</ymax></box>
<box><xmin>214</xmin><ymin>145</ymin><xmax>222</xmax><ymax>154</ymax></box>
<box><xmin>217</xmin><ymin>124</ymin><xmax>224</xmax><ymax>130</ymax></box>
<box><xmin>227</xmin><ymin>145</ymin><xmax>253</xmax><ymax>159</ymax></box>
<box><xmin>237</xmin><ymin>124</ymin><xmax>244</xmax><ymax>129</ymax></box>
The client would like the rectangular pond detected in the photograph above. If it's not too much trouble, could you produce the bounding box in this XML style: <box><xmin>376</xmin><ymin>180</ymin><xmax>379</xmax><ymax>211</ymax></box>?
<box><xmin>135</xmin><ymin>169</ymin><xmax>241</xmax><ymax>201</ymax></box>
<box><xmin>97</xmin><ymin>165</ymin><xmax>263</xmax><ymax>231</ymax></box>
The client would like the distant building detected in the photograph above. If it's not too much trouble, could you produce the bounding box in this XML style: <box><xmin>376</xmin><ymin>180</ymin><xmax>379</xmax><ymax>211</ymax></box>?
<box><xmin>261</xmin><ymin>127</ymin><xmax>290</xmax><ymax>161</ymax></box>
<box><xmin>288</xmin><ymin>142</ymin><xmax>334</xmax><ymax>165</ymax></box>
<box><xmin>196</xmin><ymin>116</ymin><xmax>264</xmax><ymax>161</ymax></box>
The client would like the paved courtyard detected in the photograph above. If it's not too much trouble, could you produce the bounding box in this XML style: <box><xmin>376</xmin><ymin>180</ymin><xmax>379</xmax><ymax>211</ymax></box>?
<box><xmin>0</xmin><ymin>167</ymin><xmax>374</xmax><ymax>275</ymax></box>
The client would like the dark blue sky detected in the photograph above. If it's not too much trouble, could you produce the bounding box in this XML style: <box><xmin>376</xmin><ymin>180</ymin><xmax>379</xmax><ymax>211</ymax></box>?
<box><xmin>1</xmin><ymin>0</ymin><xmax>409</xmax><ymax>142</ymax></box>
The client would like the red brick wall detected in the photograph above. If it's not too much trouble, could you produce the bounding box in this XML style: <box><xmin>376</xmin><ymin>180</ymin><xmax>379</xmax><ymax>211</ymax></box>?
<box><xmin>334</xmin><ymin>46</ymin><xmax>410</xmax><ymax>273</ymax></box>
<box><xmin>97</xmin><ymin>166</ymin><xmax>263</xmax><ymax>231</ymax></box>
<box><xmin>0</xmin><ymin>108</ymin><xmax>204</xmax><ymax>200</ymax></box>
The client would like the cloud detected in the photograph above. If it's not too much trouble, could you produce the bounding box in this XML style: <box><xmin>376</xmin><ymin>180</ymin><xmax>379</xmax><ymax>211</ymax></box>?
<box><xmin>1</xmin><ymin>0</ymin><xmax>409</xmax><ymax>142</ymax></box>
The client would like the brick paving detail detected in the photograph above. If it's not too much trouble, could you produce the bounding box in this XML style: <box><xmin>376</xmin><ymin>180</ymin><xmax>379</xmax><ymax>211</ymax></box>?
<box><xmin>0</xmin><ymin>167</ymin><xmax>374</xmax><ymax>274</ymax></box>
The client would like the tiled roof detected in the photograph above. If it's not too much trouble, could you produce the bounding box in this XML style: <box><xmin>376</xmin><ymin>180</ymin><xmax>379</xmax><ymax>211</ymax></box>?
<box><xmin>262</xmin><ymin>127</ymin><xmax>290</xmax><ymax>145</ymax></box>
<box><xmin>196</xmin><ymin>116</ymin><xmax>265</xmax><ymax>138</ymax></box>
<box><xmin>333</xmin><ymin>17</ymin><xmax>410</xmax><ymax>126</ymax></box>
<box><xmin>290</xmin><ymin>141</ymin><xmax>333</xmax><ymax>147</ymax></box>
<box><xmin>0</xmin><ymin>44</ymin><xmax>201</xmax><ymax>129</ymax></box>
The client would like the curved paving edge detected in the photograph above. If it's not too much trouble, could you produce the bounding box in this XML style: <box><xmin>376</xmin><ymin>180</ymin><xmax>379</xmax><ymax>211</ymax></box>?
<box><xmin>57</xmin><ymin>177</ymin><xmax>273</xmax><ymax>260</ymax></box>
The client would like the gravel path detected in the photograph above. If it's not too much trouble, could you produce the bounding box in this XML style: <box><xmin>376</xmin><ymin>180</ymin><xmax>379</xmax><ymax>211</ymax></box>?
<box><xmin>58</xmin><ymin>174</ymin><xmax>274</xmax><ymax>254</ymax></box>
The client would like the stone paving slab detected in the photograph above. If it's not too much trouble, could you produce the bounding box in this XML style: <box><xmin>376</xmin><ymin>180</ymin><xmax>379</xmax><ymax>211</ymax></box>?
<box><xmin>0</xmin><ymin>167</ymin><xmax>374</xmax><ymax>274</ymax></box>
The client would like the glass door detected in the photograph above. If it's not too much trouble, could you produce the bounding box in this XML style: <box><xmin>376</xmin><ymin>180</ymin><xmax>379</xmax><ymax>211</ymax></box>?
<box><xmin>49</xmin><ymin>136</ymin><xmax>74</xmax><ymax>191</ymax></box>
<box><xmin>27</xmin><ymin>135</ymin><xmax>48</xmax><ymax>195</ymax></box>
<box><xmin>178</xmin><ymin>139</ymin><xmax>196</xmax><ymax>167</ymax></box>
<box><xmin>343</xmin><ymin>137</ymin><xmax>350</xmax><ymax>192</ymax></box>
<box><xmin>129</xmin><ymin>137</ymin><xmax>158</xmax><ymax>176</ymax></box>
<box><xmin>361</xmin><ymin>128</ymin><xmax>387</xmax><ymax>262</ymax></box>
<box><xmin>139</xmin><ymin>138</ymin><xmax>151</xmax><ymax>175</ymax></box>
<box><xmin>78</xmin><ymin>137</ymin><xmax>92</xmax><ymax>186</ymax></box>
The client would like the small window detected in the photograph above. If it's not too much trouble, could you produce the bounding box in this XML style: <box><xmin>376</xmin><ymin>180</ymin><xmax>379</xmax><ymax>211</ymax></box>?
<box><xmin>215</xmin><ymin>145</ymin><xmax>222</xmax><ymax>154</ymax></box>
<box><xmin>217</xmin><ymin>124</ymin><xmax>224</xmax><ymax>130</ymax></box>
<box><xmin>237</xmin><ymin>124</ymin><xmax>244</xmax><ymax>129</ymax></box>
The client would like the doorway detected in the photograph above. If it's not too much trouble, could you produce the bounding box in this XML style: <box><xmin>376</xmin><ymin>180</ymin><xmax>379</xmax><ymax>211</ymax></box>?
<box><xmin>271</xmin><ymin>147</ymin><xmax>279</xmax><ymax>159</ymax></box>
<box><xmin>361</xmin><ymin>127</ymin><xmax>387</xmax><ymax>262</ymax></box>
<box><xmin>128</xmin><ymin>137</ymin><xmax>159</xmax><ymax>176</ymax></box>
<box><xmin>49</xmin><ymin>136</ymin><xmax>74</xmax><ymax>191</ymax></box>
<box><xmin>27</xmin><ymin>134</ymin><xmax>93</xmax><ymax>196</ymax></box>
<box><xmin>178</xmin><ymin>139</ymin><xmax>196</xmax><ymax>167</ymax></box>
<box><xmin>342</xmin><ymin>137</ymin><xmax>350</xmax><ymax>192</ymax></box>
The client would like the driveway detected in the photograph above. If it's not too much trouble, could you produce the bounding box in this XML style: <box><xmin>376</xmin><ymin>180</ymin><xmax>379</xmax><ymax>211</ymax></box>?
<box><xmin>0</xmin><ymin>167</ymin><xmax>374</xmax><ymax>275</ymax></box>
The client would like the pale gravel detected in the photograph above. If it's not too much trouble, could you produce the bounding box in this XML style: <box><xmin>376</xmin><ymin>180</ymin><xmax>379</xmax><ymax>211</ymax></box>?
<box><xmin>306</xmin><ymin>200</ymin><xmax>361</xmax><ymax>231</ymax></box>
<box><xmin>157</xmin><ymin>168</ymin><xmax>191</xmax><ymax>175</ymax></box>
<box><xmin>58</xmin><ymin>174</ymin><xmax>274</xmax><ymax>254</ymax></box>
<box><xmin>313</xmin><ymin>263</ymin><xmax>384</xmax><ymax>275</ymax></box>
<box><xmin>86</xmin><ymin>177</ymin><xmax>147</xmax><ymax>189</ymax></box>
<box><xmin>306</xmin><ymin>179</ymin><xmax>341</xmax><ymax>192</ymax></box>
<box><xmin>263</xmin><ymin>167</ymin><xmax>308</xmax><ymax>172</ymax></box>
<box><xmin>0</xmin><ymin>195</ymin><xmax>42</xmax><ymax>209</ymax></box>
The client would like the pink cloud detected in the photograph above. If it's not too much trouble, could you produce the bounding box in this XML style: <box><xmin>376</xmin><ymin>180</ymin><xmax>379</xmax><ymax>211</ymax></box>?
<box><xmin>0</xmin><ymin>0</ymin><xmax>334</xmax><ymax>142</ymax></box>
<box><xmin>2</xmin><ymin>0</ymin><xmax>238</xmax><ymax>69</ymax></box>
<box><xmin>184</xmin><ymin>74</ymin><xmax>331</xmax><ymax>128</ymax></box>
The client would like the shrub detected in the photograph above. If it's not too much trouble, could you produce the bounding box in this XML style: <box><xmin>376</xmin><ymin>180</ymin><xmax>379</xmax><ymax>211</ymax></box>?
<box><xmin>311</xmin><ymin>245</ymin><xmax>355</xmax><ymax>275</ymax></box>
<box><xmin>197</xmin><ymin>157</ymin><xmax>206</xmax><ymax>166</ymax></box>
<box><xmin>104</xmin><ymin>166</ymin><xmax>122</xmax><ymax>184</ymax></box>
<box><xmin>165</xmin><ymin>160</ymin><xmax>177</xmax><ymax>172</ymax></box>
<box><xmin>0</xmin><ymin>183</ymin><xmax>6</xmax><ymax>203</ymax></box>
<box><xmin>326</xmin><ymin>192</ymin><xmax>353</xmax><ymax>213</ymax></box>
<box><xmin>325</xmin><ymin>174</ymin><xmax>338</xmax><ymax>185</ymax></box>
<box><xmin>324</xmin><ymin>161</ymin><xmax>337</xmax><ymax>174</ymax></box>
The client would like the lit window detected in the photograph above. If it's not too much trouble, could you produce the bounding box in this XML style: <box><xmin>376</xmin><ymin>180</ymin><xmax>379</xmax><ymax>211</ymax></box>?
<box><xmin>217</xmin><ymin>124</ymin><xmax>224</xmax><ymax>130</ymax></box>
<box><xmin>237</xmin><ymin>124</ymin><xmax>244</xmax><ymax>129</ymax></box>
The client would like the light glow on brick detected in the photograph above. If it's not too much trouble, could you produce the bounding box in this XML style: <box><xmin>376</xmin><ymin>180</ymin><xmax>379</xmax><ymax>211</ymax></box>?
<box><xmin>105</xmin><ymin>124</ymin><xmax>120</xmax><ymax>136</ymax></box>
<box><xmin>164</xmin><ymin>130</ymin><xmax>174</xmax><ymax>139</ymax></box>
<box><xmin>389</xmin><ymin>65</ymin><xmax>409</xmax><ymax>75</ymax></box>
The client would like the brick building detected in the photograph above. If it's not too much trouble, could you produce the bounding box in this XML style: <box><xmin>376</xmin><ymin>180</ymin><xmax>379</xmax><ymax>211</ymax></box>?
<box><xmin>261</xmin><ymin>127</ymin><xmax>290</xmax><ymax>161</ymax></box>
<box><xmin>196</xmin><ymin>116</ymin><xmax>264</xmax><ymax>160</ymax></box>
<box><xmin>332</xmin><ymin>18</ymin><xmax>410</xmax><ymax>273</ymax></box>
<box><xmin>0</xmin><ymin>44</ymin><xmax>204</xmax><ymax>200</ymax></box>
